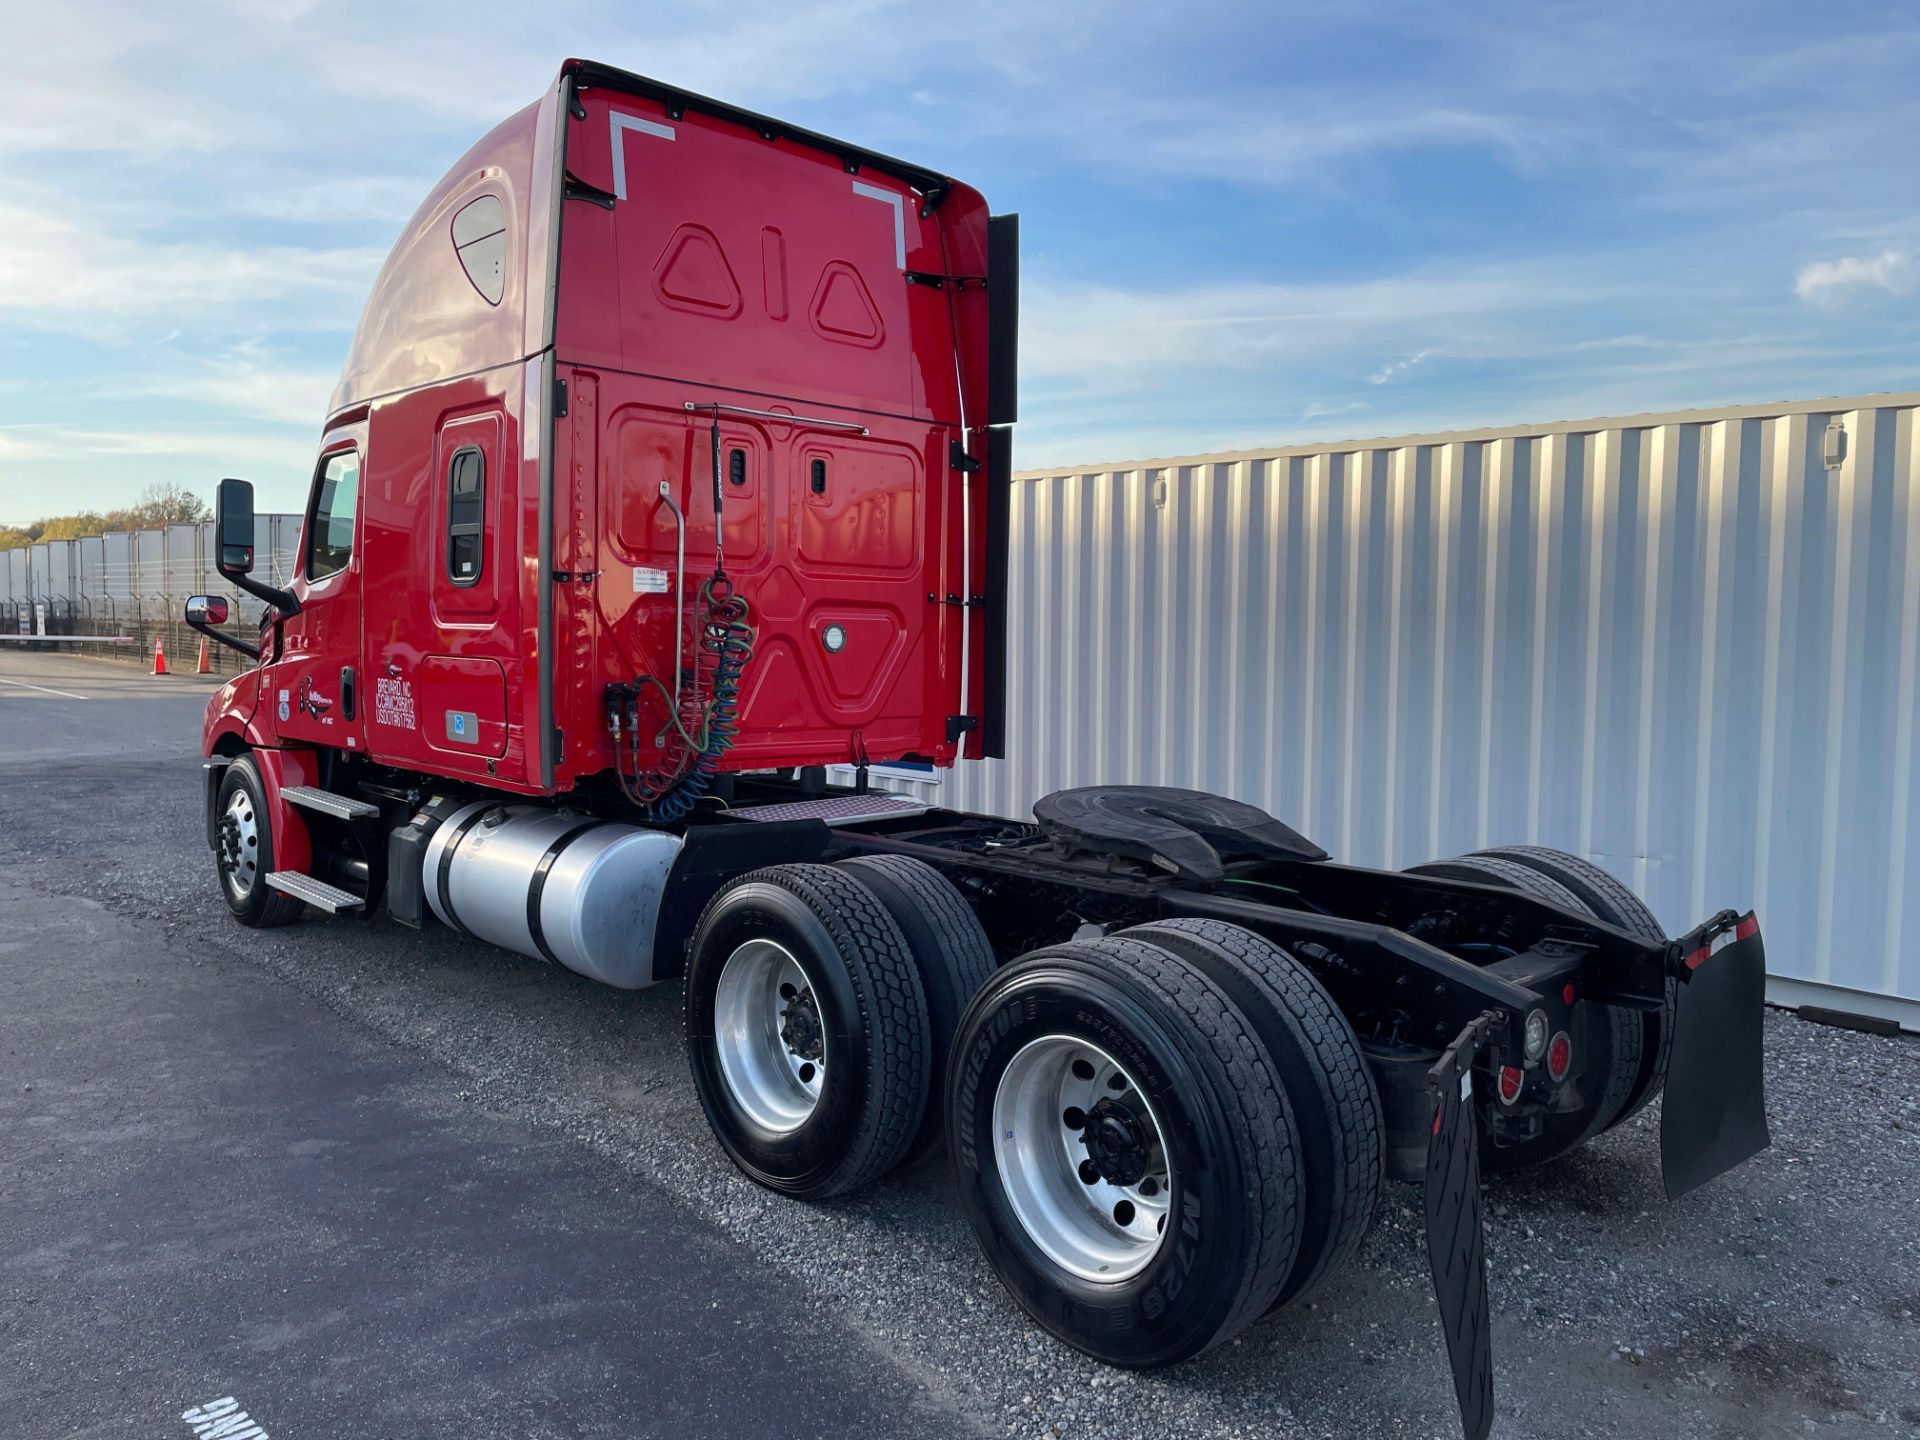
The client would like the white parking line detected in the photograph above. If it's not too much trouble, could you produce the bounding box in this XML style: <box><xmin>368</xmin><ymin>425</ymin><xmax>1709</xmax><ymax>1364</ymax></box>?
<box><xmin>0</xmin><ymin>675</ymin><xmax>90</xmax><ymax>700</ymax></box>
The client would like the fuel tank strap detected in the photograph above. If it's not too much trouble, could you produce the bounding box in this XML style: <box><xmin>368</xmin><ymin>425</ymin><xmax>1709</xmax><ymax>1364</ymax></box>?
<box><xmin>435</xmin><ymin>805</ymin><xmax>495</xmax><ymax>937</ymax></box>
<box><xmin>526</xmin><ymin>820</ymin><xmax>602</xmax><ymax>966</ymax></box>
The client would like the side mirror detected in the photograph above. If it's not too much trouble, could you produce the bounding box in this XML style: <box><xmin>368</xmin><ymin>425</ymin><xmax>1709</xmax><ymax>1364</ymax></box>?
<box><xmin>216</xmin><ymin>476</ymin><xmax>256</xmax><ymax>575</ymax></box>
<box><xmin>184</xmin><ymin>594</ymin><xmax>230</xmax><ymax>626</ymax></box>
<box><xmin>183</xmin><ymin>591</ymin><xmax>258</xmax><ymax>662</ymax></box>
<box><xmin>213</xmin><ymin>475</ymin><xmax>299</xmax><ymax>617</ymax></box>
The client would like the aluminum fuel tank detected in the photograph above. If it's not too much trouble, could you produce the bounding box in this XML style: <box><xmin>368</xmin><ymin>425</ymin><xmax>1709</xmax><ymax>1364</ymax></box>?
<box><xmin>422</xmin><ymin>802</ymin><xmax>682</xmax><ymax>989</ymax></box>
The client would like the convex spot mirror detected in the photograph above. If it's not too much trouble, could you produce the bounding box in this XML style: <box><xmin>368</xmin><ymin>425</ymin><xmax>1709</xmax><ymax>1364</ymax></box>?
<box><xmin>185</xmin><ymin>595</ymin><xmax>230</xmax><ymax>625</ymax></box>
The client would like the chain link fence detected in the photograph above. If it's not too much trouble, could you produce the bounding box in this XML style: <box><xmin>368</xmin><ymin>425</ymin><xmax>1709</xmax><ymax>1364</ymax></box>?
<box><xmin>0</xmin><ymin>519</ymin><xmax>301</xmax><ymax>677</ymax></box>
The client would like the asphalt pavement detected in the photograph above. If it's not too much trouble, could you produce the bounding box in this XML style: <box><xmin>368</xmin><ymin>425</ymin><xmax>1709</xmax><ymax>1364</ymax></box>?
<box><xmin>1</xmin><ymin>651</ymin><xmax>1915</xmax><ymax>1439</ymax></box>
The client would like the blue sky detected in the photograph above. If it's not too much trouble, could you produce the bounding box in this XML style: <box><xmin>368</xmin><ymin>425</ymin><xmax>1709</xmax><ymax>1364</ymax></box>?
<box><xmin>2</xmin><ymin>0</ymin><xmax>1918</xmax><ymax>518</ymax></box>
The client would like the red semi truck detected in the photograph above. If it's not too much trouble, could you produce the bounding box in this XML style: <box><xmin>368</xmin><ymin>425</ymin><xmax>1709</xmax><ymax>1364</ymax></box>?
<box><xmin>187</xmin><ymin>59</ymin><xmax>1770</xmax><ymax>1439</ymax></box>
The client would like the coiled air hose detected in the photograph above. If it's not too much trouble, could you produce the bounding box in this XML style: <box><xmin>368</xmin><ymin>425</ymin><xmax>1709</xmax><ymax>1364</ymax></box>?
<box><xmin>620</xmin><ymin>572</ymin><xmax>755</xmax><ymax>823</ymax></box>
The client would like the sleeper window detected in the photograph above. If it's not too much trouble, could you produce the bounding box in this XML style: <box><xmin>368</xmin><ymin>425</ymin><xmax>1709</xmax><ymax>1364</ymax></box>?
<box><xmin>446</xmin><ymin>446</ymin><xmax>486</xmax><ymax>585</ymax></box>
<box><xmin>305</xmin><ymin>451</ymin><xmax>360</xmax><ymax>581</ymax></box>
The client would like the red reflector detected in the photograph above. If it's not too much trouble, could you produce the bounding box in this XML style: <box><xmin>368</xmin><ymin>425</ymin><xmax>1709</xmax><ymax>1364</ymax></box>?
<box><xmin>1735</xmin><ymin>912</ymin><xmax>1760</xmax><ymax>942</ymax></box>
<box><xmin>1562</xmin><ymin>982</ymin><xmax>1576</xmax><ymax>1005</ymax></box>
<box><xmin>1684</xmin><ymin>944</ymin><xmax>1711</xmax><ymax>971</ymax></box>
<box><xmin>1432</xmin><ymin>1106</ymin><xmax>1443</xmax><ymax>1135</ymax></box>
<box><xmin>1497</xmin><ymin>1066</ymin><xmax>1524</xmax><ymax>1105</ymax></box>
<box><xmin>1546</xmin><ymin>1031</ymin><xmax>1573</xmax><ymax>1082</ymax></box>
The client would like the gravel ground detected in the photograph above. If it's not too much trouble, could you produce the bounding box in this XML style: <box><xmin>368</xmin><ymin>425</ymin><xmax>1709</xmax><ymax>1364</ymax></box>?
<box><xmin>2</xmin><ymin>658</ymin><xmax>1916</xmax><ymax>1438</ymax></box>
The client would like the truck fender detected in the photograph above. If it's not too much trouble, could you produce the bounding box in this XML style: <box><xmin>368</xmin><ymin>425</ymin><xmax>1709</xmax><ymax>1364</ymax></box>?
<box><xmin>223</xmin><ymin>745</ymin><xmax>317</xmax><ymax>879</ymax></box>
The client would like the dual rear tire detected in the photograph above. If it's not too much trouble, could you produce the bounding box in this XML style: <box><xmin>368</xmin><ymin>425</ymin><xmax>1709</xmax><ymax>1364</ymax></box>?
<box><xmin>684</xmin><ymin>865</ymin><xmax>1383</xmax><ymax>1368</ymax></box>
<box><xmin>946</xmin><ymin>923</ymin><xmax>1383</xmax><ymax>1367</ymax></box>
<box><xmin>683</xmin><ymin>856</ymin><xmax>995</xmax><ymax>1199</ymax></box>
<box><xmin>1405</xmin><ymin>846</ymin><xmax>1669</xmax><ymax>1170</ymax></box>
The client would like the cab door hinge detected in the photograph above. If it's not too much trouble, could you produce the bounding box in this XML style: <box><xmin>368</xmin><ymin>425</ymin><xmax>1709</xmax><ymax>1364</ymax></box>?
<box><xmin>553</xmin><ymin>375</ymin><xmax>569</xmax><ymax>418</ymax></box>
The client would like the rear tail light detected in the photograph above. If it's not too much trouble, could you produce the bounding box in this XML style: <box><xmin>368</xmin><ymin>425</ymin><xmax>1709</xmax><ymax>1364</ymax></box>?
<box><xmin>1546</xmin><ymin>1030</ymin><xmax>1573</xmax><ymax>1082</ymax></box>
<box><xmin>1497</xmin><ymin>1065</ymin><xmax>1524</xmax><ymax>1105</ymax></box>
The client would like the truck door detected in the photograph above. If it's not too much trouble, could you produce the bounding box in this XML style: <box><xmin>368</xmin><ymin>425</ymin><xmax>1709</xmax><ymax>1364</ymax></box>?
<box><xmin>360</xmin><ymin>406</ymin><xmax>514</xmax><ymax>774</ymax></box>
<box><xmin>264</xmin><ymin>443</ymin><xmax>366</xmax><ymax>753</ymax></box>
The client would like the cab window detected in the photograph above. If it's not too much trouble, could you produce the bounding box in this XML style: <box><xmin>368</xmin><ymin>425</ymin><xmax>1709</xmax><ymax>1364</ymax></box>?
<box><xmin>305</xmin><ymin>451</ymin><xmax>360</xmax><ymax>580</ymax></box>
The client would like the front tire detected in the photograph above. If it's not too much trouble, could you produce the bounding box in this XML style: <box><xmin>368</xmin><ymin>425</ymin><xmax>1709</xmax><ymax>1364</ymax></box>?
<box><xmin>948</xmin><ymin>937</ymin><xmax>1304</xmax><ymax>1368</ymax></box>
<box><xmin>685</xmin><ymin>864</ymin><xmax>931</xmax><ymax>1200</ymax></box>
<box><xmin>214</xmin><ymin>755</ymin><xmax>303</xmax><ymax>929</ymax></box>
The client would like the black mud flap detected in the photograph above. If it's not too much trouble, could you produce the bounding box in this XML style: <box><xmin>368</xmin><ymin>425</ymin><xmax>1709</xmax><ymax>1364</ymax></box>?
<box><xmin>1425</xmin><ymin>1010</ymin><xmax>1498</xmax><ymax>1440</ymax></box>
<box><xmin>1660</xmin><ymin>910</ymin><xmax>1771</xmax><ymax>1201</ymax></box>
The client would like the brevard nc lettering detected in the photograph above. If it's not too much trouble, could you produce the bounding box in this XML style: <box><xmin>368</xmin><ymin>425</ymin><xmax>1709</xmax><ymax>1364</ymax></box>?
<box><xmin>180</xmin><ymin>1396</ymin><xmax>270</xmax><ymax>1440</ymax></box>
<box><xmin>373</xmin><ymin>674</ymin><xmax>417</xmax><ymax>730</ymax></box>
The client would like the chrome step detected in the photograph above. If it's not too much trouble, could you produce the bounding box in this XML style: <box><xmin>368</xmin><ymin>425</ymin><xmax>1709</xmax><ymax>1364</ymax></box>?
<box><xmin>264</xmin><ymin>871</ymin><xmax>365</xmax><ymax>914</ymax></box>
<box><xmin>731</xmin><ymin>794</ymin><xmax>929</xmax><ymax>827</ymax></box>
<box><xmin>280</xmin><ymin>785</ymin><xmax>380</xmax><ymax>821</ymax></box>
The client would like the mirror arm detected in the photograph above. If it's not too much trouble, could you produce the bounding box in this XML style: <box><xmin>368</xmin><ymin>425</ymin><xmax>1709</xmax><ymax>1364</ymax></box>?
<box><xmin>217</xmin><ymin>561</ymin><xmax>300</xmax><ymax>618</ymax></box>
<box><xmin>187</xmin><ymin>610</ymin><xmax>260</xmax><ymax>661</ymax></box>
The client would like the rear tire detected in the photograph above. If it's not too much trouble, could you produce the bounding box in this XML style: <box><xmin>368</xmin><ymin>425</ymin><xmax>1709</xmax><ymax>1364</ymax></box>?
<box><xmin>834</xmin><ymin>854</ymin><xmax>997</xmax><ymax>1163</ymax></box>
<box><xmin>1406</xmin><ymin>853</ymin><xmax>1642</xmax><ymax>1171</ymax></box>
<box><xmin>947</xmin><ymin>937</ymin><xmax>1304</xmax><ymax>1368</ymax></box>
<box><xmin>215</xmin><ymin>755</ymin><xmax>304</xmax><ymax>929</ymax></box>
<box><xmin>1118</xmin><ymin>917</ymin><xmax>1382</xmax><ymax>1309</ymax></box>
<box><xmin>685</xmin><ymin>864</ymin><xmax>931</xmax><ymax>1199</ymax></box>
<box><xmin>1469</xmin><ymin>845</ymin><xmax>1671</xmax><ymax>1127</ymax></box>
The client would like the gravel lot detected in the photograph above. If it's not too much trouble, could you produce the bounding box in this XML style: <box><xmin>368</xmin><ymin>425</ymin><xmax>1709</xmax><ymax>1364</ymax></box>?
<box><xmin>3</xmin><ymin>655</ymin><xmax>1916</xmax><ymax>1438</ymax></box>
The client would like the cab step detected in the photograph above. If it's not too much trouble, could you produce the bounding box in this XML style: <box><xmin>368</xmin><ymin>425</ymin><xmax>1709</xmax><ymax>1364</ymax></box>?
<box><xmin>264</xmin><ymin>871</ymin><xmax>366</xmax><ymax>914</ymax></box>
<box><xmin>731</xmin><ymin>794</ymin><xmax>928</xmax><ymax>826</ymax></box>
<box><xmin>280</xmin><ymin>785</ymin><xmax>380</xmax><ymax>821</ymax></box>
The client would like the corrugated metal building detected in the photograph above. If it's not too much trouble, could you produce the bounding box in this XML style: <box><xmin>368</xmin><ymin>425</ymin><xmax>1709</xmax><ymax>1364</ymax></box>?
<box><xmin>875</xmin><ymin>390</ymin><xmax>1920</xmax><ymax>1029</ymax></box>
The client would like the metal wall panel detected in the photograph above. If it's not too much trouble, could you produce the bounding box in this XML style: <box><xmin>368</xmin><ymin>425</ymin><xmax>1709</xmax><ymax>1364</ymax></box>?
<box><xmin>265</xmin><ymin>514</ymin><xmax>303</xmax><ymax>586</ymax></box>
<box><xmin>76</xmin><ymin>536</ymin><xmax>106</xmax><ymax>600</ymax></box>
<box><xmin>101</xmin><ymin>533</ymin><xmax>135</xmax><ymax>601</ymax></box>
<box><xmin>162</xmin><ymin>523</ymin><xmax>198</xmax><ymax>602</ymax></box>
<box><xmin>41</xmin><ymin>541</ymin><xmax>75</xmax><ymax>608</ymax></box>
<box><xmin>134</xmin><ymin>529</ymin><xmax>165</xmax><ymax>602</ymax></box>
<box><xmin>914</xmin><ymin>392</ymin><xmax>1920</xmax><ymax>1021</ymax></box>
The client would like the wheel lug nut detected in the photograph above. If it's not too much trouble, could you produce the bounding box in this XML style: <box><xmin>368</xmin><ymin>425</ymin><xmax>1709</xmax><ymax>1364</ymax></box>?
<box><xmin>1078</xmin><ymin>1159</ymin><xmax>1101</xmax><ymax>1185</ymax></box>
<box><xmin>1062</xmin><ymin>1106</ymin><xmax>1086</xmax><ymax>1129</ymax></box>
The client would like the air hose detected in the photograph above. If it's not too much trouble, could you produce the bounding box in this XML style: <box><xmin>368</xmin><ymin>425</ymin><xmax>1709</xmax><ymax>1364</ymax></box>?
<box><xmin>613</xmin><ymin>404</ymin><xmax>757</xmax><ymax>821</ymax></box>
<box><xmin>615</xmin><ymin>572</ymin><xmax>755</xmax><ymax>822</ymax></box>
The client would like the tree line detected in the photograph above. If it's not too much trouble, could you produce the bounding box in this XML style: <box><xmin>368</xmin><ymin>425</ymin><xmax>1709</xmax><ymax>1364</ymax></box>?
<box><xmin>0</xmin><ymin>482</ymin><xmax>211</xmax><ymax>551</ymax></box>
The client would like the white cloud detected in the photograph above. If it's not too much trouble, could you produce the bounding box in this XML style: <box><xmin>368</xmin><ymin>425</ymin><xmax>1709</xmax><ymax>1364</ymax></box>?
<box><xmin>1367</xmin><ymin>348</ymin><xmax>1434</xmax><ymax>385</ymax></box>
<box><xmin>110</xmin><ymin>352</ymin><xmax>339</xmax><ymax>428</ymax></box>
<box><xmin>0</xmin><ymin>202</ymin><xmax>382</xmax><ymax>340</ymax></box>
<box><xmin>1018</xmin><ymin>261</ymin><xmax>1621</xmax><ymax>395</ymax></box>
<box><xmin>1794</xmin><ymin>250</ymin><xmax>1914</xmax><ymax>306</ymax></box>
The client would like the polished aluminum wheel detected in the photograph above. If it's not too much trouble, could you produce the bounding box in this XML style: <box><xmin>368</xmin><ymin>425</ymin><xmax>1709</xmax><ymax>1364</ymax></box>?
<box><xmin>992</xmin><ymin>1036</ymin><xmax>1173</xmax><ymax>1282</ymax></box>
<box><xmin>219</xmin><ymin>786</ymin><xmax>260</xmax><ymax>900</ymax></box>
<box><xmin>712</xmin><ymin>939</ymin><xmax>828</xmax><ymax>1134</ymax></box>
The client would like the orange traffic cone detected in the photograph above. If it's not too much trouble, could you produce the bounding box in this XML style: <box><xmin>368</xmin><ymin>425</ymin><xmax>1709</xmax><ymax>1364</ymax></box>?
<box><xmin>151</xmin><ymin>637</ymin><xmax>168</xmax><ymax>675</ymax></box>
<box><xmin>196</xmin><ymin>636</ymin><xmax>211</xmax><ymax>674</ymax></box>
